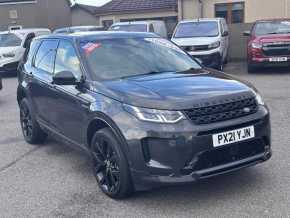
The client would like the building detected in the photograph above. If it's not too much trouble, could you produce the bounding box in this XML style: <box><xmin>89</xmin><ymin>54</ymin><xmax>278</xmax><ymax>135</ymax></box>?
<box><xmin>0</xmin><ymin>0</ymin><xmax>72</xmax><ymax>31</ymax></box>
<box><xmin>71</xmin><ymin>3</ymin><xmax>100</xmax><ymax>26</ymax></box>
<box><xmin>178</xmin><ymin>0</ymin><xmax>290</xmax><ymax>23</ymax></box>
<box><xmin>93</xmin><ymin>0</ymin><xmax>178</xmax><ymax>35</ymax></box>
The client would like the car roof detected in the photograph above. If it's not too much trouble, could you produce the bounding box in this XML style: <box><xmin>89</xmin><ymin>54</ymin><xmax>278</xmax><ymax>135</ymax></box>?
<box><xmin>55</xmin><ymin>26</ymin><xmax>104</xmax><ymax>30</ymax></box>
<box><xmin>111</xmin><ymin>21</ymin><xmax>163</xmax><ymax>26</ymax></box>
<box><xmin>37</xmin><ymin>31</ymin><xmax>159</xmax><ymax>41</ymax></box>
<box><xmin>255</xmin><ymin>18</ymin><xmax>290</xmax><ymax>23</ymax></box>
<box><xmin>0</xmin><ymin>28</ymin><xmax>50</xmax><ymax>34</ymax></box>
<box><xmin>70</xmin><ymin>26</ymin><xmax>104</xmax><ymax>29</ymax></box>
<box><xmin>179</xmin><ymin>18</ymin><xmax>223</xmax><ymax>23</ymax></box>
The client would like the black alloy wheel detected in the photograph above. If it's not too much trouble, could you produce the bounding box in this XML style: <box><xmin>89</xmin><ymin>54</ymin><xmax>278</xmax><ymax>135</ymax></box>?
<box><xmin>91</xmin><ymin>128</ymin><xmax>133</xmax><ymax>199</ymax></box>
<box><xmin>92</xmin><ymin>137</ymin><xmax>121</xmax><ymax>194</ymax></box>
<box><xmin>19</xmin><ymin>99</ymin><xmax>47</xmax><ymax>144</ymax></box>
<box><xmin>20</xmin><ymin>101</ymin><xmax>33</xmax><ymax>140</ymax></box>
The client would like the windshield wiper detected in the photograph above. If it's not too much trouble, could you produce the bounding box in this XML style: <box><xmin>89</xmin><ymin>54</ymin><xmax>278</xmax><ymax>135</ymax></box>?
<box><xmin>120</xmin><ymin>71</ymin><xmax>172</xmax><ymax>79</ymax></box>
<box><xmin>176</xmin><ymin>67</ymin><xmax>203</xmax><ymax>74</ymax></box>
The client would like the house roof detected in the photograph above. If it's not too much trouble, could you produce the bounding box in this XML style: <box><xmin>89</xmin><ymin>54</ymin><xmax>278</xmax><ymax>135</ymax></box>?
<box><xmin>72</xmin><ymin>3</ymin><xmax>99</xmax><ymax>15</ymax></box>
<box><xmin>94</xmin><ymin>0</ymin><xmax>177</xmax><ymax>15</ymax></box>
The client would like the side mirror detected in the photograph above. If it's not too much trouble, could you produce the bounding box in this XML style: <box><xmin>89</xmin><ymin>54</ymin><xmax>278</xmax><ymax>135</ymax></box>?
<box><xmin>222</xmin><ymin>31</ymin><xmax>229</xmax><ymax>37</ymax></box>
<box><xmin>243</xmin><ymin>31</ymin><xmax>251</xmax><ymax>36</ymax></box>
<box><xmin>52</xmin><ymin>71</ymin><xmax>78</xmax><ymax>85</ymax></box>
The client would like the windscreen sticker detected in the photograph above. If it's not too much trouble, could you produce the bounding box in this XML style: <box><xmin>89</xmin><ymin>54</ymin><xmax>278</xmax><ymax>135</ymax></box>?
<box><xmin>82</xmin><ymin>42</ymin><xmax>101</xmax><ymax>55</ymax></box>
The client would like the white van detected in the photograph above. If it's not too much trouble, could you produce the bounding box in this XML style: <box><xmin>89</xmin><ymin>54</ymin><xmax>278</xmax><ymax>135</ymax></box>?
<box><xmin>171</xmin><ymin>18</ymin><xmax>229</xmax><ymax>71</ymax></box>
<box><xmin>0</xmin><ymin>28</ymin><xmax>51</xmax><ymax>73</ymax></box>
<box><xmin>109</xmin><ymin>21</ymin><xmax>168</xmax><ymax>38</ymax></box>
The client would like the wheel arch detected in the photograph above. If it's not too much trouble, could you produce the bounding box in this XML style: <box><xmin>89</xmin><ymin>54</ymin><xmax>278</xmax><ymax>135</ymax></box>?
<box><xmin>86</xmin><ymin>112</ymin><xmax>130</xmax><ymax>158</ymax></box>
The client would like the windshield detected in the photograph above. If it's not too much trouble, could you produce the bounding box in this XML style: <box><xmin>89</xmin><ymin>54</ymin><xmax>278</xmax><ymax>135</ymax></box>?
<box><xmin>110</xmin><ymin>24</ymin><xmax>148</xmax><ymax>32</ymax></box>
<box><xmin>174</xmin><ymin>21</ymin><xmax>219</xmax><ymax>38</ymax></box>
<box><xmin>0</xmin><ymin>33</ymin><xmax>22</xmax><ymax>47</ymax></box>
<box><xmin>79</xmin><ymin>37</ymin><xmax>201</xmax><ymax>80</ymax></box>
<box><xmin>254</xmin><ymin>21</ymin><xmax>290</xmax><ymax>36</ymax></box>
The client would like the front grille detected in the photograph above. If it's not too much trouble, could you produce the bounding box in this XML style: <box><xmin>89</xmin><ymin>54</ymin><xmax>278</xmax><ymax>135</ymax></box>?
<box><xmin>182</xmin><ymin>139</ymin><xmax>265</xmax><ymax>174</ymax></box>
<box><xmin>181</xmin><ymin>45</ymin><xmax>210</xmax><ymax>52</ymax></box>
<box><xmin>262</xmin><ymin>42</ymin><xmax>290</xmax><ymax>56</ymax></box>
<box><xmin>183</xmin><ymin>97</ymin><xmax>258</xmax><ymax>125</ymax></box>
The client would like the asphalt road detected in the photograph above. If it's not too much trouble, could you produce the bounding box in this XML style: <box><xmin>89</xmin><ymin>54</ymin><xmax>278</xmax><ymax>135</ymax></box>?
<box><xmin>0</xmin><ymin>62</ymin><xmax>290</xmax><ymax>218</ymax></box>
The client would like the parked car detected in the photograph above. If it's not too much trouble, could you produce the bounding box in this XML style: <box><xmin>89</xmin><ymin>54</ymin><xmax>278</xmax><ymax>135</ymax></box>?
<box><xmin>244</xmin><ymin>19</ymin><xmax>290</xmax><ymax>73</ymax></box>
<box><xmin>53</xmin><ymin>26</ymin><xmax>105</xmax><ymax>34</ymax></box>
<box><xmin>109</xmin><ymin>21</ymin><xmax>168</xmax><ymax>38</ymax></box>
<box><xmin>0</xmin><ymin>28</ymin><xmax>51</xmax><ymax>74</ymax></box>
<box><xmin>171</xmin><ymin>18</ymin><xmax>229</xmax><ymax>71</ymax></box>
<box><xmin>18</xmin><ymin>32</ymin><xmax>271</xmax><ymax>199</ymax></box>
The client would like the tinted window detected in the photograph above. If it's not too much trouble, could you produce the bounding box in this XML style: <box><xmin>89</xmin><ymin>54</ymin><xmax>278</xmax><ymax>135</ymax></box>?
<box><xmin>79</xmin><ymin>37</ymin><xmax>201</xmax><ymax>80</ymax></box>
<box><xmin>55</xmin><ymin>40</ymin><xmax>82</xmax><ymax>80</ymax></box>
<box><xmin>174</xmin><ymin>22</ymin><xmax>219</xmax><ymax>38</ymax></box>
<box><xmin>0</xmin><ymin>33</ymin><xmax>22</xmax><ymax>47</ymax></box>
<box><xmin>110</xmin><ymin>24</ymin><xmax>148</xmax><ymax>32</ymax></box>
<box><xmin>253</xmin><ymin>21</ymin><xmax>290</xmax><ymax>36</ymax></box>
<box><xmin>34</xmin><ymin>40</ymin><xmax>58</xmax><ymax>74</ymax></box>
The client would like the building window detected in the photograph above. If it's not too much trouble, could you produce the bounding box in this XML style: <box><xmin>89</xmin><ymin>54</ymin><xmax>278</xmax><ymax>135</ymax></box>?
<box><xmin>215</xmin><ymin>2</ymin><xmax>245</xmax><ymax>23</ymax></box>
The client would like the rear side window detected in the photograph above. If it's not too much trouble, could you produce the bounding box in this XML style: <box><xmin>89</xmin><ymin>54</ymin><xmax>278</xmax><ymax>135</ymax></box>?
<box><xmin>34</xmin><ymin>40</ymin><xmax>58</xmax><ymax>74</ymax></box>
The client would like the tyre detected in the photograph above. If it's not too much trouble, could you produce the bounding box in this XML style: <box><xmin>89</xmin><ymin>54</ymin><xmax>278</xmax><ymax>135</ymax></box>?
<box><xmin>20</xmin><ymin>99</ymin><xmax>47</xmax><ymax>144</ymax></box>
<box><xmin>224</xmin><ymin>55</ymin><xmax>229</xmax><ymax>65</ymax></box>
<box><xmin>91</xmin><ymin>127</ymin><xmax>133</xmax><ymax>199</ymax></box>
<box><xmin>217</xmin><ymin>58</ymin><xmax>224</xmax><ymax>71</ymax></box>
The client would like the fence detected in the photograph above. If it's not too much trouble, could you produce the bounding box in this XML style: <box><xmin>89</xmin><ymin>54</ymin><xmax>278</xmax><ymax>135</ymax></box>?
<box><xmin>228</xmin><ymin>23</ymin><xmax>254</xmax><ymax>61</ymax></box>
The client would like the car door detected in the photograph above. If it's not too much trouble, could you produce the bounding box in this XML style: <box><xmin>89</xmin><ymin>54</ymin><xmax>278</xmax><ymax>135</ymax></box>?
<box><xmin>52</xmin><ymin>39</ymin><xmax>89</xmax><ymax>146</ymax></box>
<box><xmin>29</xmin><ymin>39</ymin><xmax>60</xmax><ymax>129</ymax></box>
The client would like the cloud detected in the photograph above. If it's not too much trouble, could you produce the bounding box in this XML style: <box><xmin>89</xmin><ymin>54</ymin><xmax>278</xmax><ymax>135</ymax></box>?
<box><xmin>75</xmin><ymin>0</ymin><xmax>110</xmax><ymax>6</ymax></box>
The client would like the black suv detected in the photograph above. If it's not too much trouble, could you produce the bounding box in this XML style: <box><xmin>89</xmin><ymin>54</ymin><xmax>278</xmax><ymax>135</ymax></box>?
<box><xmin>17</xmin><ymin>32</ymin><xmax>271</xmax><ymax>199</ymax></box>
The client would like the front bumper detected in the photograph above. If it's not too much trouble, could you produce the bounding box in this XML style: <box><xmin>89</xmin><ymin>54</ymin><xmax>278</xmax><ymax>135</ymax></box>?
<box><xmin>250</xmin><ymin>56</ymin><xmax>290</xmax><ymax>68</ymax></box>
<box><xmin>0</xmin><ymin>61</ymin><xmax>19</xmax><ymax>73</ymax></box>
<box><xmin>191</xmin><ymin>52</ymin><xmax>221</xmax><ymax>69</ymax></box>
<box><xmin>114</xmin><ymin>106</ymin><xmax>271</xmax><ymax>191</ymax></box>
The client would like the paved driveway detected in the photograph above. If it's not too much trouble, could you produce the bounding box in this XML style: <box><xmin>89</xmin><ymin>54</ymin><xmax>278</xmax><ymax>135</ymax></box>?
<box><xmin>0</xmin><ymin>62</ymin><xmax>289</xmax><ymax>217</ymax></box>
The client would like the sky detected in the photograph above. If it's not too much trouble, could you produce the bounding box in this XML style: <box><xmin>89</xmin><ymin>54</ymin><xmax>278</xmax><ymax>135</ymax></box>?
<box><xmin>74</xmin><ymin>0</ymin><xmax>110</xmax><ymax>6</ymax></box>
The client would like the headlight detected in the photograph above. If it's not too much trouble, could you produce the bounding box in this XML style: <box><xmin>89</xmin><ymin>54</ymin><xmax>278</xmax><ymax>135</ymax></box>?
<box><xmin>255</xmin><ymin>93</ymin><xmax>265</xmax><ymax>105</ymax></box>
<box><xmin>251</xmin><ymin>42</ymin><xmax>262</xmax><ymax>49</ymax></box>
<box><xmin>123</xmin><ymin>104</ymin><xmax>185</xmax><ymax>123</ymax></box>
<box><xmin>209</xmin><ymin>41</ymin><xmax>220</xmax><ymax>49</ymax></box>
<box><xmin>2</xmin><ymin>52</ymin><xmax>15</xmax><ymax>58</ymax></box>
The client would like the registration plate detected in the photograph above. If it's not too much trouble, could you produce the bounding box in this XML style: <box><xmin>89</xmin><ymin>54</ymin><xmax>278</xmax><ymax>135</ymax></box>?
<box><xmin>269</xmin><ymin>57</ymin><xmax>288</xmax><ymax>62</ymax></box>
<box><xmin>212</xmin><ymin>126</ymin><xmax>255</xmax><ymax>148</ymax></box>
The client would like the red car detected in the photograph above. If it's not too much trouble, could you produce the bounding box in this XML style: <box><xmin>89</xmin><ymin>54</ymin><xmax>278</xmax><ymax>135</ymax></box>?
<box><xmin>244</xmin><ymin>19</ymin><xmax>290</xmax><ymax>73</ymax></box>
